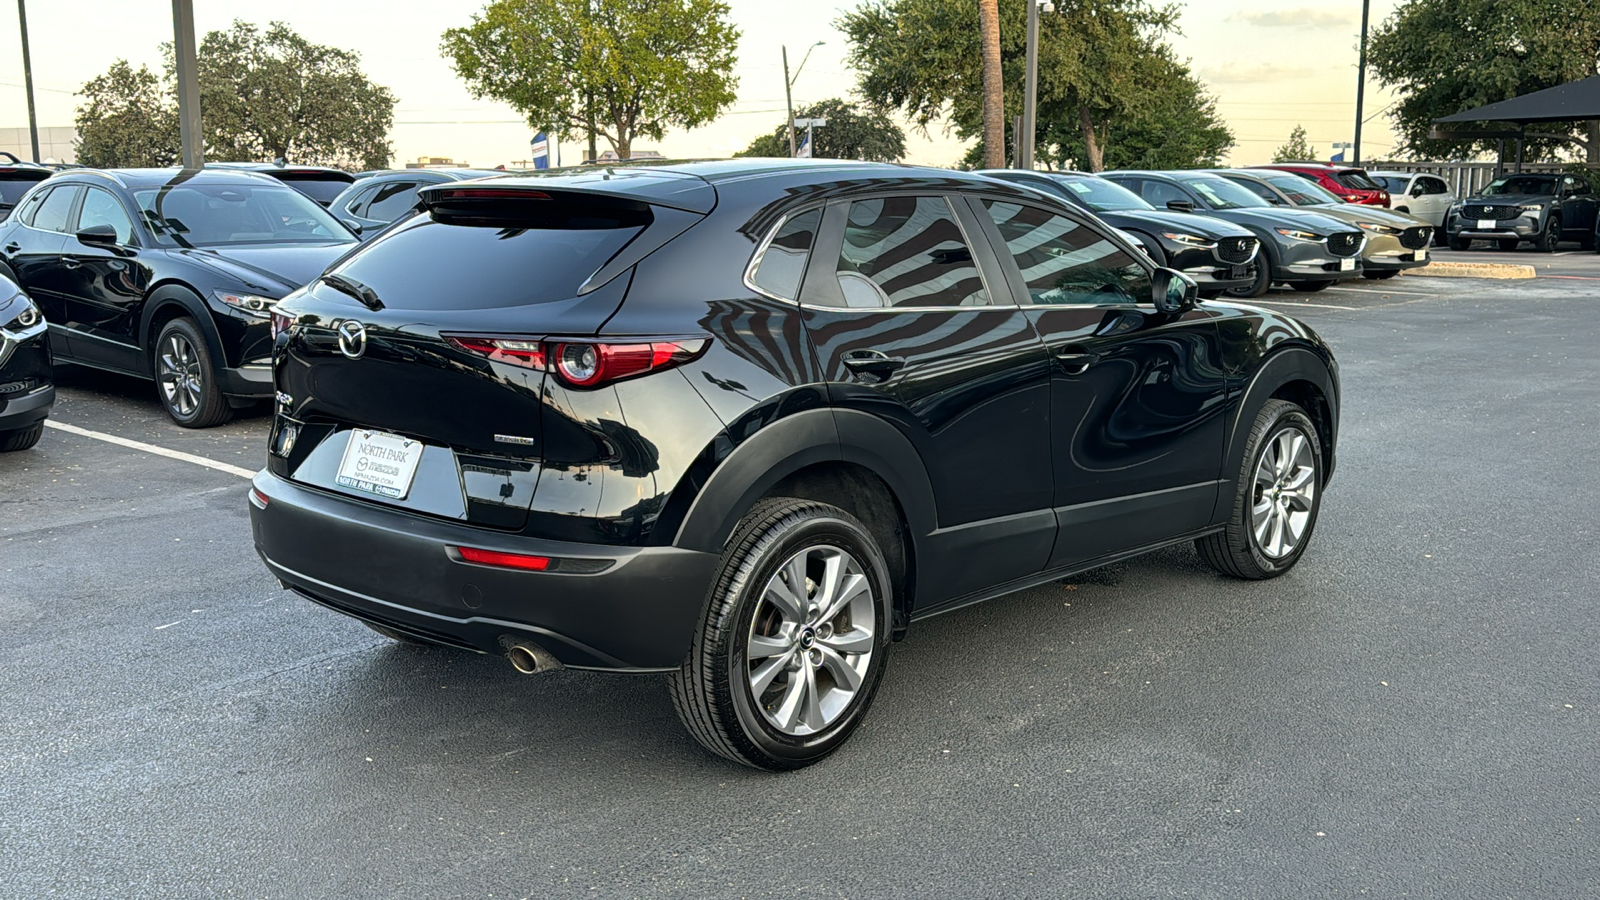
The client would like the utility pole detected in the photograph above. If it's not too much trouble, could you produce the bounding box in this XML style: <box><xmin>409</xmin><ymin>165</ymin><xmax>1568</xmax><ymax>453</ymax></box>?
<box><xmin>783</xmin><ymin>41</ymin><xmax>824</xmax><ymax>158</ymax></box>
<box><xmin>1353</xmin><ymin>0</ymin><xmax>1370</xmax><ymax>166</ymax></box>
<box><xmin>1020</xmin><ymin>0</ymin><xmax>1045</xmax><ymax>169</ymax></box>
<box><xmin>16</xmin><ymin>0</ymin><xmax>40</xmax><ymax>162</ymax></box>
<box><xmin>171</xmin><ymin>0</ymin><xmax>203</xmax><ymax>167</ymax></box>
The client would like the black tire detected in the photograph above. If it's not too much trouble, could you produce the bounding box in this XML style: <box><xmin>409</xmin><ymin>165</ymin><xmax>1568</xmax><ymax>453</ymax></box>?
<box><xmin>1196</xmin><ymin>399</ymin><xmax>1324</xmax><ymax>580</ymax></box>
<box><xmin>1448</xmin><ymin>235</ymin><xmax>1471</xmax><ymax>251</ymax></box>
<box><xmin>669</xmin><ymin>497</ymin><xmax>893</xmax><ymax>770</ymax></box>
<box><xmin>1363</xmin><ymin>270</ymin><xmax>1400</xmax><ymax>280</ymax></box>
<box><xmin>364</xmin><ymin>621</ymin><xmax>442</xmax><ymax>647</ymax></box>
<box><xmin>1498</xmin><ymin>237</ymin><xmax>1520</xmax><ymax>253</ymax></box>
<box><xmin>0</xmin><ymin>421</ymin><xmax>44</xmax><ymax>452</ymax></box>
<box><xmin>1225</xmin><ymin>259</ymin><xmax>1271</xmax><ymax>299</ymax></box>
<box><xmin>1535</xmin><ymin>218</ymin><xmax>1560</xmax><ymax>253</ymax></box>
<box><xmin>1287</xmin><ymin>280</ymin><xmax>1334</xmax><ymax>292</ymax></box>
<box><xmin>153</xmin><ymin>317</ymin><xmax>232</xmax><ymax>428</ymax></box>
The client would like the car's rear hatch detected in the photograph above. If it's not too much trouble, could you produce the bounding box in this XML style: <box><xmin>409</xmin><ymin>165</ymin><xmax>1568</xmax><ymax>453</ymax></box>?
<box><xmin>271</xmin><ymin>173</ymin><xmax>713</xmax><ymax>531</ymax></box>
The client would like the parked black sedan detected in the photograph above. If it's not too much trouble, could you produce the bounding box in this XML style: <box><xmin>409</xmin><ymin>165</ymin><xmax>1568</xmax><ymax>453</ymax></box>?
<box><xmin>327</xmin><ymin>168</ymin><xmax>507</xmax><ymax>236</ymax></box>
<box><xmin>0</xmin><ymin>272</ymin><xmax>52</xmax><ymax>450</ymax></box>
<box><xmin>252</xmin><ymin>159</ymin><xmax>1339</xmax><ymax>769</ymax></box>
<box><xmin>979</xmin><ymin>169</ymin><xmax>1260</xmax><ymax>296</ymax></box>
<box><xmin>0</xmin><ymin>168</ymin><xmax>359</xmax><ymax>427</ymax></box>
<box><xmin>1445</xmin><ymin>172</ymin><xmax>1599</xmax><ymax>252</ymax></box>
<box><xmin>1102</xmin><ymin>170</ymin><xmax>1366</xmax><ymax>296</ymax></box>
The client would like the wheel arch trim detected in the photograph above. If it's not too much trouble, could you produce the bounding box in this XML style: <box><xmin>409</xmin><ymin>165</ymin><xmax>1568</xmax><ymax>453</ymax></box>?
<box><xmin>1217</xmin><ymin>345</ymin><xmax>1339</xmax><ymax>521</ymax></box>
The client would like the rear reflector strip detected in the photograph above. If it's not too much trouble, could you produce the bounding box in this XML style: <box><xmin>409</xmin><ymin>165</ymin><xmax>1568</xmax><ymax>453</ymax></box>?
<box><xmin>454</xmin><ymin>546</ymin><xmax>551</xmax><ymax>571</ymax></box>
<box><xmin>249</xmin><ymin>488</ymin><xmax>270</xmax><ymax>509</ymax></box>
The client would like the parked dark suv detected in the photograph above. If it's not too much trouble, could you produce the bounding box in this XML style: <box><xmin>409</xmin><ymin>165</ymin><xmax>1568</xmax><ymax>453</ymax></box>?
<box><xmin>1445</xmin><ymin>172</ymin><xmax>1598</xmax><ymax>252</ymax></box>
<box><xmin>0</xmin><ymin>168</ymin><xmax>359</xmax><ymax>426</ymax></box>
<box><xmin>0</xmin><ymin>272</ymin><xmax>53</xmax><ymax>450</ymax></box>
<box><xmin>250</xmin><ymin>160</ymin><xmax>1340</xmax><ymax>769</ymax></box>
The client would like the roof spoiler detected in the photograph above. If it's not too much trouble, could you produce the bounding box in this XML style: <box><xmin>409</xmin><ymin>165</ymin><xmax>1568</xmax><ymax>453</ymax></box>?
<box><xmin>417</xmin><ymin>168</ymin><xmax>716</xmax><ymax>215</ymax></box>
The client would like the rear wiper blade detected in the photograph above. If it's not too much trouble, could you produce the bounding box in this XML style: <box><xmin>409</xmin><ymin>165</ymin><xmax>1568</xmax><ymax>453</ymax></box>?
<box><xmin>321</xmin><ymin>273</ymin><xmax>384</xmax><ymax>311</ymax></box>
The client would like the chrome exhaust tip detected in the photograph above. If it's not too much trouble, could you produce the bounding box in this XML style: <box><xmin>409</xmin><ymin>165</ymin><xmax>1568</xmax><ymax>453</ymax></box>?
<box><xmin>504</xmin><ymin>639</ymin><xmax>561</xmax><ymax>674</ymax></box>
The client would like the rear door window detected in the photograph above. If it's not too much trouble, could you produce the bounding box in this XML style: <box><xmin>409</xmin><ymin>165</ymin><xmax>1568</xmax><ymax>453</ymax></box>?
<box><xmin>834</xmin><ymin>195</ymin><xmax>989</xmax><ymax>308</ymax></box>
<box><xmin>330</xmin><ymin>207</ymin><xmax>647</xmax><ymax>310</ymax></box>
<box><xmin>750</xmin><ymin>207</ymin><xmax>821</xmax><ymax>301</ymax></box>
<box><xmin>980</xmin><ymin>199</ymin><xmax>1150</xmax><ymax>306</ymax></box>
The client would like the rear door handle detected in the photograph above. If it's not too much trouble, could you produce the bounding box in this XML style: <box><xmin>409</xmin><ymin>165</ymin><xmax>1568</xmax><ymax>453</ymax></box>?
<box><xmin>1054</xmin><ymin>347</ymin><xmax>1099</xmax><ymax>375</ymax></box>
<box><xmin>61</xmin><ymin>258</ymin><xmax>82</xmax><ymax>270</ymax></box>
<box><xmin>842</xmin><ymin>350</ymin><xmax>906</xmax><ymax>381</ymax></box>
<box><xmin>3</xmin><ymin>242</ymin><xmax>19</xmax><ymax>254</ymax></box>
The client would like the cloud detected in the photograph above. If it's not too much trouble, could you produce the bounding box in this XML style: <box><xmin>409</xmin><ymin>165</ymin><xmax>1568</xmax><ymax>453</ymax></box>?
<box><xmin>1199</xmin><ymin>62</ymin><xmax>1317</xmax><ymax>84</ymax></box>
<box><xmin>1227</xmin><ymin>8</ymin><xmax>1361</xmax><ymax>28</ymax></box>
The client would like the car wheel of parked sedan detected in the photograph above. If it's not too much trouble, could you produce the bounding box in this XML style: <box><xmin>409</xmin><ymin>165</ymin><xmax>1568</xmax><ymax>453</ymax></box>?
<box><xmin>1225</xmin><ymin>260</ymin><xmax>1271</xmax><ymax>299</ymax></box>
<box><xmin>1498</xmin><ymin>238</ymin><xmax>1521</xmax><ymax>253</ymax></box>
<box><xmin>1363</xmin><ymin>270</ymin><xmax>1400</xmax><ymax>280</ymax></box>
<box><xmin>1448</xmin><ymin>235</ymin><xmax>1471</xmax><ymax>251</ymax></box>
<box><xmin>1196</xmin><ymin>399</ymin><xmax>1324</xmax><ymax>580</ymax></box>
<box><xmin>1287</xmin><ymin>280</ymin><xmax>1333</xmax><ymax>292</ymax></box>
<box><xmin>154</xmin><ymin>318</ymin><xmax>232</xmax><ymax>428</ymax></box>
<box><xmin>670</xmin><ymin>497</ymin><xmax>892</xmax><ymax>770</ymax></box>
<box><xmin>0</xmin><ymin>421</ymin><xmax>43</xmax><ymax>452</ymax></box>
<box><xmin>1535</xmin><ymin>218</ymin><xmax>1561</xmax><ymax>253</ymax></box>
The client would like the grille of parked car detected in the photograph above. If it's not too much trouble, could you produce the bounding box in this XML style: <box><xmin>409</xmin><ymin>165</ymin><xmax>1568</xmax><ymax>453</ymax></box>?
<box><xmin>1327</xmin><ymin>232</ymin><xmax>1363</xmax><ymax>257</ymax></box>
<box><xmin>1463</xmin><ymin>204</ymin><xmax>1520</xmax><ymax>220</ymax></box>
<box><xmin>1213</xmin><ymin>236</ymin><xmax>1258</xmax><ymax>264</ymax></box>
<box><xmin>1399</xmin><ymin>227</ymin><xmax>1432</xmax><ymax>250</ymax></box>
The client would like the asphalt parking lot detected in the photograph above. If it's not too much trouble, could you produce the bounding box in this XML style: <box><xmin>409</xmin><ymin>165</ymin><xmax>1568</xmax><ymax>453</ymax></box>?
<box><xmin>3</xmin><ymin>260</ymin><xmax>1598</xmax><ymax>898</ymax></box>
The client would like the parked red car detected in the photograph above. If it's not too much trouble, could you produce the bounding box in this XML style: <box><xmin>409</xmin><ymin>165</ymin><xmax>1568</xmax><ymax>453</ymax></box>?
<box><xmin>1251</xmin><ymin>163</ymin><xmax>1391</xmax><ymax>208</ymax></box>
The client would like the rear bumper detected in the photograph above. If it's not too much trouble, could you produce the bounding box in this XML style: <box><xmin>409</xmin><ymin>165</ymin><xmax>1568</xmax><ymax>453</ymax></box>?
<box><xmin>249</xmin><ymin>470</ymin><xmax>720</xmax><ymax>671</ymax></box>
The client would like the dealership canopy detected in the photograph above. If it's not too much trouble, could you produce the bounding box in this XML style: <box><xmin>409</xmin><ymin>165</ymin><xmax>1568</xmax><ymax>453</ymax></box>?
<box><xmin>1435</xmin><ymin>75</ymin><xmax>1600</xmax><ymax>125</ymax></box>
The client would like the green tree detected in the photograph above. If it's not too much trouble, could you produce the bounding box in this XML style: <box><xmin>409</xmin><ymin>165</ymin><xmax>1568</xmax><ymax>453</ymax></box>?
<box><xmin>839</xmin><ymin>0</ymin><xmax>1230</xmax><ymax>172</ymax></box>
<box><xmin>73</xmin><ymin>22</ymin><xmax>394</xmax><ymax>170</ymax></box>
<box><xmin>74</xmin><ymin>61</ymin><xmax>180</xmax><ymax>168</ymax></box>
<box><xmin>198</xmin><ymin>22</ymin><xmax>396</xmax><ymax>169</ymax></box>
<box><xmin>734</xmin><ymin>98</ymin><xmax>907</xmax><ymax>161</ymax></box>
<box><xmin>442</xmin><ymin>0</ymin><xmax>740</xmax><ymax>159</ymax></box>
<box><xmin>1368</xmin><ymin>0</ymin><xmax>1600</xmax><ymax>162</ymax></box>
<box><xmin>1273</xmin><ymin>125</ymin><xmax>1316</xmax><ymax>163</ymax></box>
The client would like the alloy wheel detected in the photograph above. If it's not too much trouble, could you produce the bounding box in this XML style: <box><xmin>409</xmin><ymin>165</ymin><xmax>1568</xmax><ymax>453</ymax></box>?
<box><xmin>1251</xmin><ymin>427</ymin><xmax>1317</xmax><ymax>558</ymax></box>
<box><xmin>158</xmin><ymin>332</ymin><xmax>204</xmax><ymax>418</ymax></box>
<box><xmin>745</xmin><ymin>544</ymin><xmax>876</xmax><ymax>736</ymax></box>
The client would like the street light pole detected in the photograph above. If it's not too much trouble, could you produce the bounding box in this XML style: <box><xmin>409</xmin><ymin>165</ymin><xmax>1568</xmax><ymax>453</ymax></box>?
<box><xmin>783</xmin><ymin>41</ymin><xmax>824</xmax><ymax>158</ymax></box>
<box><xmin>1353</xmin><ymin>0</ymin><xmax>1370</xmax><ymax>166</ymax></box>
<box><xmin>171</xmin><ymin>0</ymin><xmax>204</xmax><ymax>167</ymax></box>
<box><xmin>16</xmin><ymin>0</ymin><xmax>40</xmax><ymax>162</ymax></box>
<box><xmin>1020</xmin><ymin>0</ymin><xmax>1040</xmax><ymax>169</ymax></box>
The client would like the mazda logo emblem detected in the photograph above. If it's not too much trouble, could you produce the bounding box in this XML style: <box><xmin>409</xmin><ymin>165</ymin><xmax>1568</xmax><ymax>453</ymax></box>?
<box><xmin>337</xmin><ymin>320</ymin><xmax>367</xmax><ymax>359</ymax></box>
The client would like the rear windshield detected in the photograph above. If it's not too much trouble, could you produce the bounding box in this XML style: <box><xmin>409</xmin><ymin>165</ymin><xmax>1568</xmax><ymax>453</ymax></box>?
<box><xmin>274</xmin><ymin>176</ymin><xmax>353</xmax><ymax>205</ymax></box>
<box><xmin>328</xmin><ymin>212</ymin><xmax>645</xmax><ymax>310</ymax></box>
<box><xmin>1334</xmin><ymin>171</ymin><xmax>1382</xmax><ymax>191</ymax></box>
<box><xmin>0</xmin><ymin>175</ymin><xmax>46</xmax><ymax>207</ymax></box>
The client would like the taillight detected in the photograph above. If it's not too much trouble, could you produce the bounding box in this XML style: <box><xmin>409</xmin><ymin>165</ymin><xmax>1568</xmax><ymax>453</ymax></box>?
<box><xmin>446</xmin><ymin>336</ymin><xmax>707</xmax><ymax>388</ymax></box>
<box><xmin>454</xmin><ymin>546</ymin><xmax>550</xmax><ymax>571</ymax></box>
<box><xmin>271</xmin><ymin>310</ymin><xmax>295</xmax><ymax>339</ymax></box>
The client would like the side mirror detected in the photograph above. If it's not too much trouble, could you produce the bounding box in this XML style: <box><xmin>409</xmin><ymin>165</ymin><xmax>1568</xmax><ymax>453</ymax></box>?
<box><xmin>1151</xmin><ymin>267</ymin><xmax>1199</xmax><ymax>314</ymax></box>
<box><xmin>1410</xmin><ymin>183</ymin><xmax>1425</xmax><ymax>197</ymax></box>
<box><xmin>1165</xmin><ymin>199</ymin><xmax>1195</xmax><ymax>213</ymax></box>
<box><xmin>340</xmin><ymin>218</ymin><xmax>364</xmax><ymax>236</ymax></box>
<box><xmin>76</xmin><ymin>224</ymin><xmax>119</xmax><ymax>247</ymax></box>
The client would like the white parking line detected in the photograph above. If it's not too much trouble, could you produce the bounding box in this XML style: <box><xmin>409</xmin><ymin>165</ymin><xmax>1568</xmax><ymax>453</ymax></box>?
<box><xmin>43</xmin><ymin>421</ymin><xmax>256</xmax><ymax>479</ymax></box>
<box><xmin>1248</xmin><ymin>300</ymin><xmax>1360</xmax><ymax>311</ymax></box>
<box><xmin>1323</xmin><ymin>286</ymin><xmax>1438</xmax><ymax>296</ymax></box>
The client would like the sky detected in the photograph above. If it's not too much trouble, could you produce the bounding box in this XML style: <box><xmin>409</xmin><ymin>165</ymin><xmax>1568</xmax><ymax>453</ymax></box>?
<box><xmin>0</xmin><ymin>0</ymin><xmax>1406</xmax><ymax>169</ymax></box>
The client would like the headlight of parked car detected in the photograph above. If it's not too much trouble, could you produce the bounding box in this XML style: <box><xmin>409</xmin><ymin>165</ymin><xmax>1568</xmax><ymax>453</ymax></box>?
<box><xmin>213</xmin><ymin>290</ymin><xmax>279</xmax><ymax>319</ymax></box>
<box><xmin>1519</xmin><ymin>204</ymin><xmax>1544</xmax><ymax>214</ymax></box>
<box><xmin>1</xmin><ymin>293</ymin><xmax>42</xmax><ymax>333</ymax></box>
<box><xmin>1357</xmin><ymin>222</ymin><xmax>1402</xmax><ymax>235</ymax></box>
<box><xmin>1275</xmin><ymin>228</ymin><xmax>1322</xmax><ymax>242</ymax></box>
<box><xmin>1160</xmin><ymin>232</ymin><xmax>1215</xmax><ymax>247</ymax></box>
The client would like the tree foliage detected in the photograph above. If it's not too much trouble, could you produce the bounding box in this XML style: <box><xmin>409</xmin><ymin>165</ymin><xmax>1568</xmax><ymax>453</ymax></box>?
<box><xmin>839</xmin><ymin>0</ymin><xmax>1232</xmax><ymax>172</ymax></box>
<box><xmin>75</xmin><ymin>61</ymin><xmax>180</xmax><ymax>168</ymax></box>
<box><xmin>734</xmin><ymin>98</ymin><xmax>906</xmax><ymax>161</ymax></box>
<box><xmin>73</xmin><ymin>21</ymin><xmax>394</xmax><ymax>170</ymax></box>
<box><xmin>1368</xmin><ymin>0</ymin><xmax>1600</xmax><ymax>162</ymax></box>
<box><xmin>198</xmin><ymin>22</ymin><xmax>396</xmax><ymax>169</ymax></box>
<box><xmin>442</xmin><ymin>0</ymin><xmax>740</xmax><ymax>159</ymax></box>
<box><xmin>1273</xmin><ymin>125</ymin><xmax>1316</xmax><ymax>163</ymax></box>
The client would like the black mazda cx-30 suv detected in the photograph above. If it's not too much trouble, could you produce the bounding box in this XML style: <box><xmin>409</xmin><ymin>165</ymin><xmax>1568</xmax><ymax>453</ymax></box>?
<box><xmin>0</xmin><ymin>272</ymin><xmax>53</xmax><ymax>450</ymax></box>
<box><xmin>250</xmin><ymin>160</ymin><xmax>1340</xmax><ymax>769</ymax></box>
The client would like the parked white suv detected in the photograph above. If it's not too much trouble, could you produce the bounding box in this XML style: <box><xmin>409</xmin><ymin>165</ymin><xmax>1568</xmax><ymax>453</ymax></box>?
<box><xmin>1370</xmin><ymin>171</ymin><xmax>1456</xmax><ymax>232</ymax></box>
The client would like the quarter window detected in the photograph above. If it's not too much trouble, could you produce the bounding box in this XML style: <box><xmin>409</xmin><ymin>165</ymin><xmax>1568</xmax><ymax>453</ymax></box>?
<box><xmin>31</xmin><ymin>185</ymin><xmax>81</xmax><ymax>234</ymax></box>
<box><xmin>750</xmin><ymin>207</ymin><xmax>821</xmax><ymax>300</ymax></box>
<box><xmin>981</xmin><ymin>200</ymin><xmax>1151</xmax><ymax>306</ymax></box>
<box><xmin>835</xmin><ymin>196</ymin><xmax>988</xmax><ymax>308</ymax></box>
<box><xmin>77</xmin><ymin>187</ymin><xmax>136</xmax><ymax>244</ymax></box>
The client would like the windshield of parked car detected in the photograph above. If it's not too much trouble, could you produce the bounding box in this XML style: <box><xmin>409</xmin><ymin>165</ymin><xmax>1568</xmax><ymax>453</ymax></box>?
<box><xmin>1054</xmin><ymin>176</ymin><xmax>1153</xmax><ymax>212</ymax></box>
<box><xmin>133</xmin><ymin>183</ymin><xmax>357</xmax><ymax>248</ymax></box>
<box><xmin>1482</xmin><ymin>175</ymin><xmax>1558</xmax><ymax>196</ymax></box>
<box><xmin>1173</xmin><ymin>174</ymin><xmax>1269</xmax><ymax>210</ymax></box>
<box><xmin>1261</xmin><ymin>173</ymin><xmax>1344</xmax><ymax>205</ymax></box>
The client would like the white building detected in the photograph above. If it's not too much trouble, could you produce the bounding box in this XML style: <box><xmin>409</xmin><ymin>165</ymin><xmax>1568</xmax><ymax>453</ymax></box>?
<box><xmin>0</xmin><ymin>126</ymin><xmax>77</xmax><ymax>164</ymax></box>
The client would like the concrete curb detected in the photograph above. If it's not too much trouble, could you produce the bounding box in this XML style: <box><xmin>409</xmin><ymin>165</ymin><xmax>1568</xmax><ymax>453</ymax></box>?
<box><xmin>1406</xmin><ymin>262</ymin><xmax>1536</xmax><ymax>279</ymax></box>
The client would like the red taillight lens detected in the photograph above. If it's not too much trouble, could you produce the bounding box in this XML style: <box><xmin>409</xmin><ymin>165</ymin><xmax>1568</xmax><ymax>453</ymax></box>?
<box><xmin>270</xmin><ymin>311</ymin><xmax>294</xmax><ymax>339</ymax></box>
<box><xmin>249</xmin><ymin>487</ymin><xmax>269</xmax><ymax>509</ymax></box>
<box><xmin>455</xmin><ymin>546</ymin><xmax>550</xmax><ymax>571</ymax></box>
<box><xmin>446</xmin><ymin>336</ymin><xmax>707</xmax><ymax>387</ymax></box>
